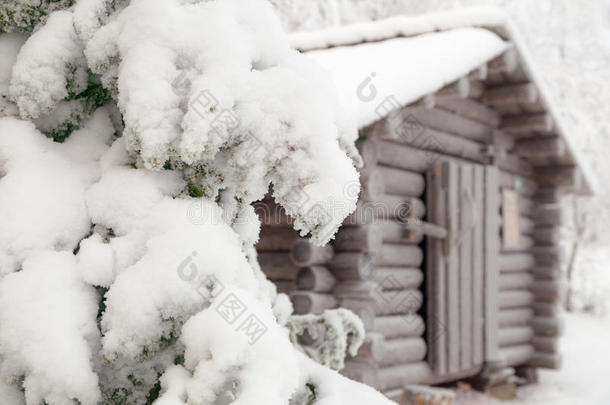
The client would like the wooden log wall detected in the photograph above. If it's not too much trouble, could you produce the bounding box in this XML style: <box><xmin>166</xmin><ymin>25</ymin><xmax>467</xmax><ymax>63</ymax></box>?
<box><xmin>496</xmin><ymin>148</ymin><xmax>537</xmax><ymax>367</ymax></box>
<box><xmin>335</xmin><ymin>138</ymin><xmax>433</xmax><ymax>393</ymax></box>
<box><xmin>483</xmin><ymin>53</ymin><xmax>566</xmax><ymax>370</ymax></box>
<box><xmin>495</xmin><ymin>152</ymin><xmax>564</xmax><ymax>369</ymax></box>
<box><xmin>345</xmin><ymin>71</ymin><xmax>502</xmax><ymax>389</ymax></box>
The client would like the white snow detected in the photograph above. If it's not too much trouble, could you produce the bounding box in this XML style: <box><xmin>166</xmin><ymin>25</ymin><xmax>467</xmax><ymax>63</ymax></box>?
<box><xmin>0</xmin><ymin>0</ymin><xmax>375</xmax><ymax>403</ymax></box>
<box><xmin>456</xmin><ymin>312</ymin><xmax>610</xmax><ymax>405</ymax></box>
<box><xmin>290</xmin><ymin>6</ymin><xmax>510</xmax><ymax>51</ymax></box>
<box><xmin>0</xmin><ymin>33</ymin><xmax>26</xmax><ymax>116</ymax></box>
<box><xmin>297</xmin><ymin>352</ymin><xmax>395</xmax><ymax>405</ymax></box>
<box><xmin>9</xmin><ymin>10</ymin><xmax>88</xmax><ymax>119</ymax></box>
<box><xmin>0</xmin><ymin>251</ymin><xmax>101</xmax><ymax>405</ymax></box>
<box><xmin>76</xmin><ymin>0</ymin><xmax>361</xmax><ymax>245</ymax></box>
<box><xmin>0</xmin><ymin>112</ymin><xmax>113</xmax><ymax>277</ymax></box>
<box><xmin>306</xmin><ymin>26</ymin><xmax>506</xmax><ymax>129</ymax></box>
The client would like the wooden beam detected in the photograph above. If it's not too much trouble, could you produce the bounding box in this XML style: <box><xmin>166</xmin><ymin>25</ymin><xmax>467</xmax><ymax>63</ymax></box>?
<box><xmin>493</xmin><ymin>129</ymin><xmax>515</xmax><ymax>151</ymax></box>
<box><xmin>376</xmin><ymin>362</ymin><xmax>432</xmax><ymax>391</ymax></box>
<box><xmin>499</xmin><ymin>171</ymin><xmax>537</xmax><ymax>196</ymax></box>
<box><xmin>370</xmin><ymin>127</ymin><xmax>487</xmax><ymax>167</ymax></box>
<box><xmin>436</xmin><ymin>77</ymin><xmax>471</xmax><ymax>99</ymax></box>
<box><xmin>256</xmin><ymin>226</ymin><xmax>299</xmax><ymax>251</ymax></box>
<box><xmin>532</xmin><ymin>265</ymin><xmax>561</xmax><ymax>281</ymax></box>
<box><xmin>500</xmin><ymin>235</ymin><xmax>534</xmax><ymax>253</ymax></box>
<box><xmin>446</xmin><ymin>161</ymin><xmax>460</xmax><ymax>373</ymax></box>
<box><xmin>377</xmin><ymin>166</ymin><xmax>425</xmax><ymax>197</ymax></box>
<box><xmin>498</xmin><ymin>344</ymin><xmax>534</xmax><ymax>367</ymax></box>
<box><xmin>499</xmin><ymin>326</ymin><xmax>534</xmax><ymax>347</ymax></box>
<box><xmin>426</xmin><ymin>162</ymin><xmax>447</xmax><ymax>374</ymax></box>
<box><xmin>468</xmin><ymin>64</ymin><xmax>489</xmax><ymax>81</ymax></box>
<box><xmin>500</xmin><ymin>113</ymin><xmax>554</xmax><ymax>138</ymax></box>
<box><xmin>499</xmin><ymin>272</ymin><xmax>535</xmax><ymax>290</ymax></box>
<box><xmin>533</xmin><ymin>187</ymin><xmax>563</xmax><ymax>204</ymax></box>
<box><xmin>290</xmin><ymin>291</ymin><xmax>338</xmax><ymax>314</ymax></box>
<box><xmin>531</xmin><ymin>317</ymin><xmax>564</xmax><ymax>337</ymax></box>
<box><xmin>330</xmin><ymin>253</ymin><xmax>373</xmax><ymax>280</ymax></box>
<box><xmin>499</xmin><ymin>253</ymin><xmax>535</xmax><ymax>273</ymax></box>
<box><xmin>532</xmin><ymin>336</ymin><xmax>559</xmax><ymax>354</ymax></box>
<box><xmin>532</xmin><ymin>302</ymin><xmax>560</xmax><ymax>317</ymax></box>
<box><xmin>495</xmin><ymin>153</ymin><xmax>533</xmax><ymax>177</ymax></box>
<box><xmin>532</xmin><ymin>246</ymin><xmax>563</xmax><ymax>266</ymax></box>
<box><xmin>532</xmin><ymin>227</ymin><xmax>560</xmax><ymax>245</ymax></box>
<box><xmin>402</xmin><ymin>107</ymin><xmax>492</xmax><ymax>143</ymax></box>
<box><xmin>357</xmin><ymin>337</ymin><xmax>428</xmax><ymax>367</ymax></box>
<box><xmin>513</xmin><ymin>137</ymin><xmax>566</xmax><ymax>158</ymax></box>
<box><xmin>499</xmin><ymin>291</ymin><xmax>535</xmax><ymax>309</ymax></box>
<box><xmin>296</xmin><ymin>266</ymin><xmax>336</xmax><ymax>293</ymax></box>
<box><xmin>379</xmin><ymin>221</ymin><xmax>424</xmax><ymax>245</ymax></box>
<box><xmin>528</xmin><ymin>352</ymin><xmax>562</xmax><ymax>369</ymax></box>
<box><xmin>481</xmin><ymin>83</ymin><xmax>538</xmax><ymax>108</ymax></box>
<box><xmin>484</xmin><ymin>166</ymin><xmax>501</xmax><ymax>363</ymax></box>
<box><xmin>532</xmin><ymin>205</ymin><xmax>563</xmax><ymax>226</ymax></box>
<box><xmin>274</xmin><ymin>280</ymin><xmax>295</xmax><ymax>294</ymax></box>
<box><xmin>374</xmin><ymin>267</ymin><xmax>424</xmax><ymax>290</ymax></box>
<box><xmin>290</xmin><ymin>239</ymin><xmax>334</xmax><ymax>267</ymax></box>
<box><xmin>499</xmin><ymin>308</ymin><xmax>534</xmax><ymax>328</ymax></box>
<box><xmin>533</xmin><ymin>166</ymin><xmax>581</xmax><ymax>189</ymax></box>
<box><xmin>258</xmin><ymin>252</ymin><xmax>300</xmax><ymax>280</ymax></box>
<box><xmin>360</xmin><ymin>167</ymin><xmax>386</xmax><ymax>201</ymax></box>
<box><xmin>348</xmin><ymin>194</ymin><xmax>426</xmax><ymax>225</ymax></box>
<box><xmin>372</xmin><ymin>244</ymin><xmax>423</xmax><ymax>267</ymax></box>
<box><xmin>341</xmin><ymin>361</ymin><xmax>379</xmax><ymax>388</ymax></box>
<box><xmin>370</xmin><ymin>314</ymin><xmax>425</xmax><ymax>339</ymax></box>
<box><xmin>433</xmin><ymin>94</ymin><xmax>500</xmax><ymax>127</ymax></box>
<box><xmin>255</xmin><ymin>200</ymin><xmax>294</xmax><ymax>227</ymax></box>
<box><xmin>333</xmin><ymin>225</ymin><xmax>383</xmax><ymax>252</ymax></box>
<box><xmin>531</xmin><ymin>279</ymin><xmax>563</xmax><ymax>301</ymax></box>
<box><xmin>404</xmin><ymin>220</ymin><xmax>448</xmax><ymax>239</ymax></box>
<box><xmin>487</xmin><ymin>45</ymin><xmax>518</xmax><ymax>75</ymax></box>
<box><xmin>340</xmin><ymin>290</ymin><xmax>424</xmax><ymax>316</ymax></box>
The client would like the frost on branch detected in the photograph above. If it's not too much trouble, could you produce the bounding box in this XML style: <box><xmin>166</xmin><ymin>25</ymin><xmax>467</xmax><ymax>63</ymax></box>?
<box><xmin>9</xmin><ymin>10</ymin><xmax>87</xmax><ymax>119</ymax></box>
<box><xmin>0</xmin><ymin>252</ymin><xmax>101</xmax><ymax>404</ymax></box>
<box><xmin>0</xmin><ymin>0</ymin><xmax>396</xmax><ymax>404</ymax></box>
<box><xmin>0</xmin><ymin>116</ymin><xmax>108</xmax><ymax>276</ymax></box>
<box><xmin>288</xmin><ymin>309</ymin><xmax>365</xmax><ymax>371</ymax></box>
<box><xmin>79</xmin><ymin>0</ymin><xmax>361</xmax><ymax>245</ymax></box>
<box><xmin>6</xmin><ymin>8</ymin><xmax>113</xmax><ymax>141</ymax></box>
<box><xmin>0</xmin><ymin>0</ymin><xmax>74</xmax><ymax>33</ymax></box>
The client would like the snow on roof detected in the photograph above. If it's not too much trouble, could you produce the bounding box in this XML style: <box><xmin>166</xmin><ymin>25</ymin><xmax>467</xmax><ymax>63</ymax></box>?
<box><xmin>290</xmin><ymin>7</ymin><xmax>510</xmax><ymax>52</ymax></box>
<box><xmin>304</xmin><ymin>27</ymin><xmax>506</xmax><ymax>130</ymax></box>
<box><xmin>290</xmin><ymin>7</ymin><xmax>597</xmax><ymax>195</ymax></box>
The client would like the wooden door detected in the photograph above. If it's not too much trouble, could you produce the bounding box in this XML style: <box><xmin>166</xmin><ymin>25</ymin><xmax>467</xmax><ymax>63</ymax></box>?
<box><xmin>426</xmin><ymin>161</ymin><xmax>500</xmax><ymax>379</ymax></box>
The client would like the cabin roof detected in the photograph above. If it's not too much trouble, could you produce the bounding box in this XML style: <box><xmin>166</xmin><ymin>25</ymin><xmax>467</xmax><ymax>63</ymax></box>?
<box><xmin>290</xmin><ymin>7</ymin><xmax>596</xmax><ymax>196</ymax></box>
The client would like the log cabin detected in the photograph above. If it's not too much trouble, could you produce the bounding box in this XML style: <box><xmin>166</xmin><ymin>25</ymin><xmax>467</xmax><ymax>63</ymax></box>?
<box><xmin>255</xmin><ymin>8</ymin><xmax>595</xmax><ymax>403</ymax></box>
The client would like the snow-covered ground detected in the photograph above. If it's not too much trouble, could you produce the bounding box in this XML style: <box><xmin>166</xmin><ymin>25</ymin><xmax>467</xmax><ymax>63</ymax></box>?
<box><xmin>456</xmin><ymin>313</ymin><xmax>610</xmax><ymax>405</ymax></box>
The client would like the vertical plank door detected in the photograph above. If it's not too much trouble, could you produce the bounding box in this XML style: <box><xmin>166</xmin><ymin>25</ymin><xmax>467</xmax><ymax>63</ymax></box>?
<box><xmin>426</xmin><ymin>161</ymin><xmax>497</xmax><ymax>380</ymax></box>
